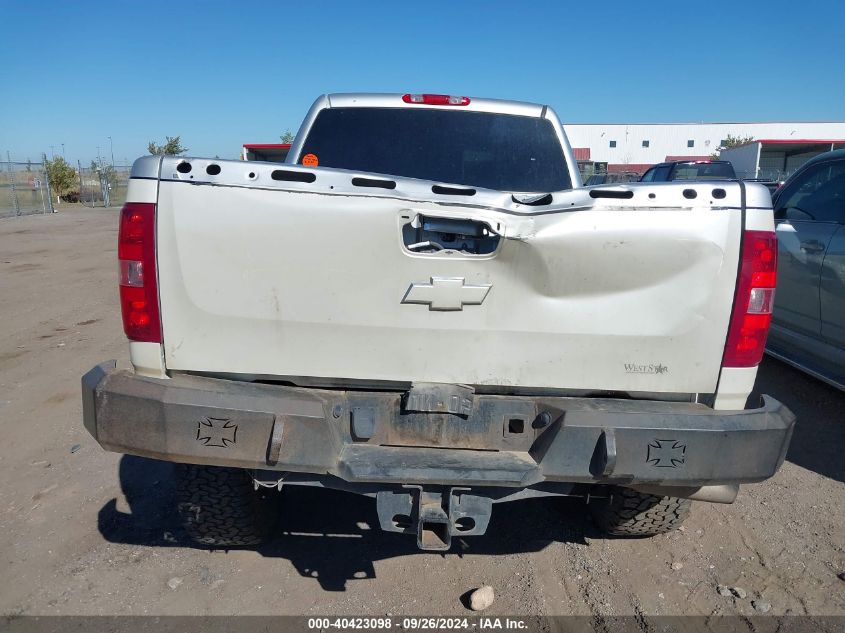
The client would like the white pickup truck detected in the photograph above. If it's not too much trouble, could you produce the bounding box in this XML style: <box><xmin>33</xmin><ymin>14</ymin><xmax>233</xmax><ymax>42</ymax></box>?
<box><xmin>82</xmin><ymin>93</ymin><xmax>794</xmax><ymax>551</ymax></box>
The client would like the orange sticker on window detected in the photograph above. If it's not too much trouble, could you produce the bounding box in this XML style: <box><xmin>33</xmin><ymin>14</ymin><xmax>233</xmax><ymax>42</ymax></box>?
<box><xmin>302</xmin><ymin>153</ymin><xmax>319</xmax><ymax>167</ymax></box>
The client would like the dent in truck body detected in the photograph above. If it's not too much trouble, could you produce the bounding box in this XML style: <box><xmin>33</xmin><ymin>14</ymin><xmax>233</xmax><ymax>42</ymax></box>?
<box><xmin>86</xmin><ymin>96</ymin><xmax>795</xmax><ymax>548</ymax></box>
<box><xmin>151</xmin><ymin>157</ymin><xmax>745</xmax><ymax>395</ymax></box>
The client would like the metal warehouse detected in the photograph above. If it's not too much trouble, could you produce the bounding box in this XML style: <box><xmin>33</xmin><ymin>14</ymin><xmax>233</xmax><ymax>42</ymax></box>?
<box><xmin>563</xmin><ymin>121</ymin><xmax>845</xmax><ymax>178</ymax></box>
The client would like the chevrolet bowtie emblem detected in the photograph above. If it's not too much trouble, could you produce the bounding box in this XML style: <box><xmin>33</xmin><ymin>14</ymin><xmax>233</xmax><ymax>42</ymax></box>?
<box><xmin>401</xmin><ymin>277</ymin><xmax>492</xmax><ymax>311</ymax></box>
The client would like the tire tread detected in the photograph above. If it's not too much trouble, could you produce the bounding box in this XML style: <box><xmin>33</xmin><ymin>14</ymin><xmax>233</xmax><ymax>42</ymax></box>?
<box><xmin>175</xmin><ymin>464</ymin><xmax>275</xmax><ymax>547</ymax></box>
<box><xmin>590</xmin><ymin>487</ymin><xmax>691</xmax><ymax>536</ymax></box>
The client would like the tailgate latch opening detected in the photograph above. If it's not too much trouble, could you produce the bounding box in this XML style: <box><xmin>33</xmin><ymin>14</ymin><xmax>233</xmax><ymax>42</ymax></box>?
<box><xmin>402</xmin><ymin>214</ymin><xmax>500</xmax><ymax>255</ymax></box>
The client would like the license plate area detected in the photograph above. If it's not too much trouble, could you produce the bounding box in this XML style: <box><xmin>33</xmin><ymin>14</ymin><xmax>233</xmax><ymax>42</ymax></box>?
<box><xmin>382</xmin><ymin>384</ymin><xmax>537</xmax><ymax>450</ymax></box>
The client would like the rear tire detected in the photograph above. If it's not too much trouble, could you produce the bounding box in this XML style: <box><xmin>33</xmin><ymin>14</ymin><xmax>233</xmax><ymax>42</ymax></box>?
<box><xmin>589</xmin><ymin>486</ymin><xmax>691</xmax><ymax>536</ymax></box>
<box><xmin>175</xmin><ymin>464</ymin><xmax>277</xmax><ymax>547</ymax></box>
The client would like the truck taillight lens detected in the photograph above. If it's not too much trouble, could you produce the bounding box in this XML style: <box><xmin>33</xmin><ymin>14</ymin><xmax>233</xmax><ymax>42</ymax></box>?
<box><xmin>723</xmin><ymin>231</ymin><xmax>777</xmax><ymax>367</ymax></box>
<box><xmin>402</xmin><ymin>93</ymin><xmax>471</xmax><ymax>106</ymax></box>
<box><xmin>118</xmin><ymin>202</ymin><xmax>161</xmax><ymax>343</ymax></box>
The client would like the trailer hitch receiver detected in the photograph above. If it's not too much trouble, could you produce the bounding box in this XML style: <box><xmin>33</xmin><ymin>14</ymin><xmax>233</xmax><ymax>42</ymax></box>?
<box><xmin>376</xmin><ymin>486</ymin><xmax>493</xmax><ymax>551</ymax></box>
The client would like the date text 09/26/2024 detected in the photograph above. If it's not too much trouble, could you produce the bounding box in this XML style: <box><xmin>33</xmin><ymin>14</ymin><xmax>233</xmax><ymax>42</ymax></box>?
<box><xmin>306</xmin><ymin>617</ymin><xmax>529</xmax><ymax>630</ymax></box>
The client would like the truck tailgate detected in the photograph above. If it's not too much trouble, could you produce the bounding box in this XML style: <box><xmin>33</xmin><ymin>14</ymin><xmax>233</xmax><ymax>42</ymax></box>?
<box><xmin>153</xmin><ymin>159</ymin><xmax>743</xmax><ymax>394</ymax></box>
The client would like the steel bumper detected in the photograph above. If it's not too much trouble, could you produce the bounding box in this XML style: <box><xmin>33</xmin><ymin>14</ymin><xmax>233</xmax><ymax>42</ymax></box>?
<box><xmin>82</xmin><ymin>361</ymin><xmax>795</xmax><ymax>490</ymax></box>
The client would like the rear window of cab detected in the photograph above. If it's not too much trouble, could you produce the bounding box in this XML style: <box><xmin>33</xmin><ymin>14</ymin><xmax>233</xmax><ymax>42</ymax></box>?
<box><xmin>298</xmin><ymin>107</ymin><xmax>572</xmax><ymax>193</ymax></box>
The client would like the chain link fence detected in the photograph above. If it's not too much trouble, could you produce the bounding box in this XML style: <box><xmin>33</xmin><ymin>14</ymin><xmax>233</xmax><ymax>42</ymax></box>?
<box><xmin>0</xmin><ymin>158</ymin><xmax>54</xmax><ymax>218</ymax></box>
<box><xmin>78</xmin><ymin>162</ymin><xmax>131</xmax><ymax>208</ymax></box>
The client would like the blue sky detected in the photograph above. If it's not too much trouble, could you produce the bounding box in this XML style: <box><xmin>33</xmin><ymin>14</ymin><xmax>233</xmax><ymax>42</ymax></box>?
<box><xmin>1</xmin><ymin>1</ymin><xmax>843</xmax><ymax>165</ymax></box>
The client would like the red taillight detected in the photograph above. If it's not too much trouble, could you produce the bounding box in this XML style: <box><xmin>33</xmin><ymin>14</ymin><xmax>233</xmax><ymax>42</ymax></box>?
<box><xmin>723</xmin><ymin>230</ymin><xmax>777</xmax><ymax>367</ymax></box>
<box><xmin>118</xmin><ymin>202</ymin><xmax>161</xmax><ymax>343</ymax></box>
<box><xmin>402</xmin><ymin>93</ymin><xmax>470</xmax><ymax>106</ymax></box>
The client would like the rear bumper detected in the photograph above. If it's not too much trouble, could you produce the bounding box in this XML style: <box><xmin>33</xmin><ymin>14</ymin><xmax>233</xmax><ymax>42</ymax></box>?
<box><xmin>82</xmin><ymin>361</ymin><xmax>795</xmax><ymax>491</ymax></box>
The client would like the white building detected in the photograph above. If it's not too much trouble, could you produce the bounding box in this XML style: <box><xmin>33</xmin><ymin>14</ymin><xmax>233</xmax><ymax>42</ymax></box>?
<box><xmin>562</xmin><ymin>122</ymin><xmax>845</xmax><ymax>176</ymax></box>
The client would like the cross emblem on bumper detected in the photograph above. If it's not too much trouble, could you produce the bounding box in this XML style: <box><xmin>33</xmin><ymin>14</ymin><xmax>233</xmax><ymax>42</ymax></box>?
<box><xmin>196</xmin><ymin>417</ymin><xmax>238</xmax><ymax>448</ymax></box>
<box><xmin>646</xmin><ymin>439</ymin><xmax>686</xmax><ymax>468</ymax></box>
<box><xmin>401</xmin><ymin>277</ymin><xmax>492</xmax><ymax>311</ymax></box>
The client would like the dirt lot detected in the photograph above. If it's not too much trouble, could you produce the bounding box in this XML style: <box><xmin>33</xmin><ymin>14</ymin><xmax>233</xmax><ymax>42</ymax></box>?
<box><xmin>0</xmin><ymin>209</ymin><xmax>843</xmax><ymax>617</ymax></box>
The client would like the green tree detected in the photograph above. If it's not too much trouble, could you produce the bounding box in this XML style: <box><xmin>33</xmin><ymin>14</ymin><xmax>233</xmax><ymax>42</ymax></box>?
<box><xmin>148</xmin><ymin>136</ymin><xmax>188</xmax><ymax>155</ymax></box>
<box><xmin>721</xmin><ymin>134</ymin><xmax>754</xmax><ymax>149</ymax></box>
<box><xmin>44</xmin><ymin>156</ymin><xmax>77</xmax><ymax>201</ymax></box>
<box><xmin>280</xmin><ymin>129</ymin><xmax>295</xmax><ymax>143</ymax></box>
<box><xmin>712</xmin><ymin>134</ymin><xmax>755</xmax><ymax>158</ymax></box>
<box><xmin>90</xmin><ymin>161</ymin><xmax>118</xmax><ymax>188</ymax></box>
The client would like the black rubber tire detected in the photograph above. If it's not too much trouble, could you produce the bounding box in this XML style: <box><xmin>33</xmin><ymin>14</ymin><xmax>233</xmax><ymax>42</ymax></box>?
<box><xmin>175</xmin><ymin>464</ymin><xmax>277</xmax><ymax>547</ymax></box>
<box><xmin>589</xmin><ymin>486</ymin><xmax>691</xmax><ymax>536</ymax></box>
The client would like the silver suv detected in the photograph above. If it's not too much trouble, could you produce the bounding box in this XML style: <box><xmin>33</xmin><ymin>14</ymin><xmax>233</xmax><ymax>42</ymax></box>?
<box><xmin>768</xmin><ymin>149</ymin><xmax>845</xmax><ymax>389</ymax></box>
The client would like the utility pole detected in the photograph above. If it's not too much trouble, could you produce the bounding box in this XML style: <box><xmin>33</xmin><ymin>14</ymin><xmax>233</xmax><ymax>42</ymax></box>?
<box><xmin>108</xmin><ymin>136</ymin><xmax>115</xmax><ymax>168</ymax></box>
<box><xmin>61</xmin><ymin>143</ymin><xmax>65</xmax><ymax>157</ymax></box>
<box><xmin>49</xmin><ymin>145</ymin><xmax>55</xmax><ymax>159</ymax></box>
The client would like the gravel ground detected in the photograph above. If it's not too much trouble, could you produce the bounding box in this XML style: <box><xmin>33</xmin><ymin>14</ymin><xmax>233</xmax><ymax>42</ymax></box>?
<box><xmin>0</xmin><ymin>209</ymin><xmax>843</xmax><ymax>617</ymax></box>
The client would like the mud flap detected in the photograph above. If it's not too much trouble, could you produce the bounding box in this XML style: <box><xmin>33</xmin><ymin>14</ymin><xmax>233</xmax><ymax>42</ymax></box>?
<box><xmin>376</xmin><ymin>486</ymin><xmax>493</xmax><ymax>551</ymax></box>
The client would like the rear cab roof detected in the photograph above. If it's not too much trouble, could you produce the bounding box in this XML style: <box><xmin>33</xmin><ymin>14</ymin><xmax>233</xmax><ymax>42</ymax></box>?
<box><xmin>325</xmin><ymin>93</ymin><xmax>546</xmax><ymax>117</ymax></box>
